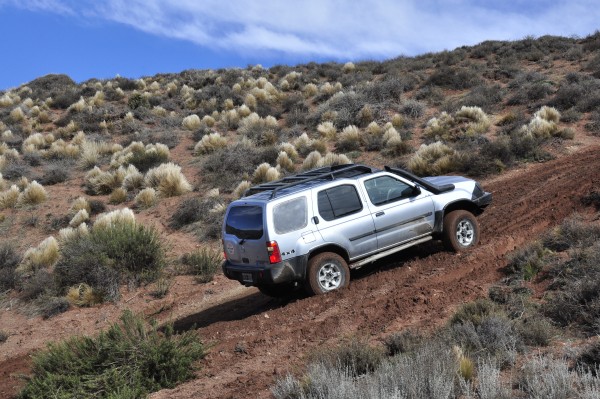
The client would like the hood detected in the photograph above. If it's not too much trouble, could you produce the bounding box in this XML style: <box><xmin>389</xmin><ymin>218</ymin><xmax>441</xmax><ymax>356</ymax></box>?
<box><xmin>423</xmin><ymin>175</ymin><xmax>471</xmax><ymax>186</ymax></box>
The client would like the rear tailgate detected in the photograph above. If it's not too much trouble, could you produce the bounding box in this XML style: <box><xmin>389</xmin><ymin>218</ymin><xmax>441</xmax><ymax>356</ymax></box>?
<box><xmin>223</xmin><ymin>204</ymin><xmax>269</xmax><ymax>266</ymax></box>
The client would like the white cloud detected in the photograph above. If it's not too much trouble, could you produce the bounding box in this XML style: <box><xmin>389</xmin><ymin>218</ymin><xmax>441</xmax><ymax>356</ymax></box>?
<box><xmin>6</xmin><ymin>0</ymin><xmax>600</xmax><ymax>60</ymax></box>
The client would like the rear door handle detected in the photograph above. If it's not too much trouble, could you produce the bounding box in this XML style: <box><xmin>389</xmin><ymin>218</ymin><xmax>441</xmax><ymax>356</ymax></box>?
<box><xmin>375</xmin><ymin>211</ymin><xmax>385</xmax><ymax>217</ymax></box>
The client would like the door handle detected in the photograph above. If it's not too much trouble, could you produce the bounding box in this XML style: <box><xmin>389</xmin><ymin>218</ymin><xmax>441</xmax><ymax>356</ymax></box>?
<box><xmin>375</xmin><ymin>211</ymin><xmax>385</xmax><ymax>217</ymax></box>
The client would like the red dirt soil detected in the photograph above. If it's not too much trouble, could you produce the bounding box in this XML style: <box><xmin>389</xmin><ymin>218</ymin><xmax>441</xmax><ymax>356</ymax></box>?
<box><xmin>1</xmin><ymin>145</ymin><xmax>599</xmax><ymax>399</ymax></box>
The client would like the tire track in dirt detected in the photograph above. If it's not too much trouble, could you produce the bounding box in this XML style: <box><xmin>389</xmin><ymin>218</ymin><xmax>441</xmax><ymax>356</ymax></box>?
<box><xmin>151</xmin><ymin>146</ymin><xmax>600</xmax><ymax>399</ymax></box>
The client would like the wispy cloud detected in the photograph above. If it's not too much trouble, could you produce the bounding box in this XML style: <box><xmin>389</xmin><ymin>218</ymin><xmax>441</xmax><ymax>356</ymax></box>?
<box><xmin>4</xmin><ymin>0</ymin><xmax>600</xmax><ymax>59</ymax></box>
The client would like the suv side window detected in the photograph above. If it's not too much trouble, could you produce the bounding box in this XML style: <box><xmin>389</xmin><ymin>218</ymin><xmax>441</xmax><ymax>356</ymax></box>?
<box><xmin>318</xmin><ymin>185</ymin><xmax>363</xmax><ymax>221</ymax></box>
<box><xmin>364</xmin><ymin>176</ymin><xmax>414</xmax><ymax>206</ymax></box>
<box><xmin>273</xmin><ymin>197</ymin><xmax>308</xmax><ymax>234</ymax></box>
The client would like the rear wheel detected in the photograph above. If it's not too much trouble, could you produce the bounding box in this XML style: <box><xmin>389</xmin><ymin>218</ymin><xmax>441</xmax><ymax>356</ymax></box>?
<box><xmin>442</xmin><ymin>210</ymin><xmax>480</xmax><ymax>252</ymax></box>
<box><xmin>305</xmin><ymin>252</ymin><xmax>350</xmax><ymax>295</ymax></box>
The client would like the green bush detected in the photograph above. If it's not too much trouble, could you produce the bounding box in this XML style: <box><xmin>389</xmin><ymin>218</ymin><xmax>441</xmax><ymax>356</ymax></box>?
<box><xmin>505</xmin><ymin>241</ymin><xmax>550</xmax><ymax>280</ymax></box>
<box><xmin>54</xmin><ymin>222</ymin><xmax>165</xmax><ymax>301</ymax></box>
<box><xmin>19</xmin><ymin>310</ymin><xmax>205</xmax><ymax>399</ymax></box>
<box><xmin>181</xmin><ymin>248</ymin><xmax>222</xmax><ymax>283</ymax></box>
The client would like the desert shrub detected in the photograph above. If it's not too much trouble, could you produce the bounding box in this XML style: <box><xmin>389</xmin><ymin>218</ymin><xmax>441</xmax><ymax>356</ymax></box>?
<box><xmin>424</xmin><ymin>106</ymin><xmax>490</xmax><ymax>142</ymax></box>
<box><xmin>582</xmin><ymin>191</ymin><xmax>600</xmax><ymax>210</ymax></box>
<box><xmin>66</xmin><ymin>283</ymin><xmax>102</xmax><ymax>307</ymax></box>
<box><xmin>85</xmin><ymin>166</ymin><xmax>125</xmax><ymax>195</ymax></box>
<box><xmin>194</xmin><ymin>132</ymin><xmax>228</xmax><ymax>154</ymax></box>
<box><xmin>336</xmin><ymin>125</ymin><xmax>361</xmax><ymax>152</ymax></box>
<box><xmin>108</xmin><ymin>187</ymin><xmax>128</xmax><ymax>204</ymax></box>
<box><xmin>144</xmin><ymin>162</ymin><xmax>192</xmax><ymax>197</ymax></box>
<box><xmin>135</xmin><ymin>187</ymin><xmax>157</xmax><ymax>208</ymax></box>
<box><xmin>170</xmin><ymin>197</ymin><xmax>224</xmax><ymax>238</ymax></box>
<box><xmin>39</xmin><ymin>296</ymin><xmax>70</xmax><ymax>319</ymax></box>
<box><xmin>505</xmin><ymin>241</ymin><xmax>550</xmax><ymax>280</ymax></box>
<box><xmin>450</xmin><ymin>298</ymin><xmax>503</xmax><ymax>327</ymax></box>
<box><xmin>38</xmin><ymin>163</ymin><xmax>69</xmax><ymax>185</ymax></box>
<box><xmin>407</xmin><ymin>142</ymin><xmax>460</xmax><ymax>176</ymax></box>
<box><xmin>0</xmin><ymin>185</ymin><xmax>20</xmax><ymax>209</ymax></box>
<box><xmin>516</xmin><ymin>315</ymin><xmax>555</xmax><ymax>347</ymax></box>
<box><xmin>127</xmin><ymin>92</ymin><xmax>150</xmax><ymax>110</ymax></box>
<box><xmin>202</xmin><ymin>142</ymin><xmax>278</xmax><ymax>190</ymax></box>
<box><xmin>19</xmin><ymin>310</ymin><xmax>205</xmax><ymax>399</ymax></box>
<box><xmin>69</xmin><ymin>209</ymin><xmax>89</xmax><ymax>228</ymax></box>
<box><xmin>110</xmin><ymin>142</ymin><xmax>170</xmax><ymax>172</ymax></box>
<box><xmin>237</xmin><ymin>113</ymin><xmax>280</xmax><ymax>146</ymax></box>
<box><xmin>232</xmin><ymin>180</ymin><xmax>251</xmax><ymax>199</ymax></box>
<box><xmin>426</xmin><ymin>66</ymin><xmax>481</xmax><ymax>90</ymax></box>
<box><xmin>383</xmin><ymin>330</ymin><xmax>422</xmax><ymax>356</ymax></box>
<box><xmin>519</xmin><ymin>355</ymin><xmax>573</xmax><ymax>398</ymax></box>
<box><xmin>0</xmin><ymin>242</ymin><xmax>21</xmax><ymax>290</ymax></box>
<box><xmin>54</xmin><ymin>211</ymin><xmax>165</xmax><ymax>301</ymax></box>
<box><xmin>312</xmin><ymin>338</ymin><xmax>383</xmax><ymax>377</ymax></box>
<box><xmin>16</xmin><ymin>237</ymin><xmax>59</xmax><ymax>277</ymax></box>
<box><xmin>399</xmin><ymin>99</ymin><xmax>425</xmax><ymax>118</ymax></box>
<box><xmin>542</xmin><ymin>215</ymin><xmax>600</xmax><ymax>252</ymax></box>
<box><xmin>586</xmin><ymin>111</ymin><xmax>600</xmax><ymax>135</ymax></box>
<box><xmin>181</xmin><ymin>248</ymin><xmax>222</xmax><ymax>283</ymax></box>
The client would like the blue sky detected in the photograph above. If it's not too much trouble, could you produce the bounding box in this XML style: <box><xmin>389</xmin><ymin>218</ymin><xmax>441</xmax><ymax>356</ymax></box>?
<box><xmin>1</xmin><ymin>0</ymin><xmax>599</xmax><ymax>91</ymax></box>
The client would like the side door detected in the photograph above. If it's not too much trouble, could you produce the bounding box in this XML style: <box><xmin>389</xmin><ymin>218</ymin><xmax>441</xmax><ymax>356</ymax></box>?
<box><xmin>312</xmin><ymin>184</ymin><xmax>378</xmax><ymax>260</ymax></box>
<box><xmin>361</xmin><ymin>175</ymin><xmax>435</xmax><ymax>250</ymax></box>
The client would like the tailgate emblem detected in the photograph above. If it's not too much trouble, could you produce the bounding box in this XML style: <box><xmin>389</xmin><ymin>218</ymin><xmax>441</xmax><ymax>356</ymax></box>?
<box><xmin>226</xmin><ymin>242</ymin><xmax>235</xmax><ymax>254</ymax></box>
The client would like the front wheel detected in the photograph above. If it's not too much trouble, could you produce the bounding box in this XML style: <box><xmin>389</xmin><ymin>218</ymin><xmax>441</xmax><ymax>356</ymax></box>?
<box><xmin>305</xmin><ymin>252</ymin><xmax>350</xmax><ymax>295</ymax></box>
<box><xmin>442</xmin><ymin>210</ymin><xmax>480</xmax><ymax>252</ymax></box>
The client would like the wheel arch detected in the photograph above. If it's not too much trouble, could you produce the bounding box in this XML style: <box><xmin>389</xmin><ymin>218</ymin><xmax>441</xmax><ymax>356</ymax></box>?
<box><xmin>434</xmin><ymin>200</ymin><xmax>482</xmax><ymax>234</ymax></box>
<box><xmin>308</xmin><ymin>244</ymin><xmax>350</xmax><ymax>265</ymax></box>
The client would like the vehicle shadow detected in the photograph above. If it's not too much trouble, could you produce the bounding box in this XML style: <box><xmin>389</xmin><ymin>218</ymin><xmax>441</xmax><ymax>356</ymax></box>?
<box><xmin>172</xmin><ymin>241</ymin><xmax>446</xmax><ymax>333</ymax></box>
<box><xmin>171</xmin><ymin>291</ymin><xmax>299</xmax><ymax>333</ymax></box>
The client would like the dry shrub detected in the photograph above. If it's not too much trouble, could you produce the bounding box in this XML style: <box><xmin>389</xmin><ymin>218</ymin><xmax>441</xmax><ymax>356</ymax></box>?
<box><xmin>17</xmin><ymin>181</ymin><xmax>47</xmax><ymax>206</ymax></box>
<box><xmin>519</xmin><ymin>106</ymin><xmax>562</xmax><ymax>139</ymax></box>
<box><xmin>69</xmin><ymin>209</ymin><xmax>89</xmax><ymax>228</ymax></box>
<box><xmin>276</xmin><ymin>151</ymin><xmax>295</xmax><ymax>172</ymax></box>
<box><xmin>16</xmin><ymin>236</ymin><xmax>59</xmax><ymax>275</ymax></box>
<box><xmin>253</xmin><ymin>162</ymin><xmax>280</xmax><ymax>183</ymax></box>
<box><xmin>66</xmin><ymin>283</ymin><xmax>102</xmax><ymax>306</ymax></box>
<box><xmin>303</xmin><ymin>83</ymin><xmax>318</xmax><ymax>98</ymax></box>
<box><xmin>93</xmin><ymin>208</ymin><xmax>135</xmax><ymax>231</ymax></box>
<box><xmin>317</xmin><ymin>121</ymin><xmax>337</xmax><ymax>139</ymax></box>
<box><xmin>10</xmin><ymin>107</ymin><xmax>25</xmax><ymax>122</ymax></box>
<box><xmin>232</xmin><ymin>180</ymin><xmax>252</xmax><ymax>198</ymax></box>
<box><xmin>194</xmin><ymin>132</ymin><xmax>228</xmax><ymax>154</ymax></box>
<box><xmin>302</xmin><ymin>151</ymin><xmax>322</xmax><ymax>170</ymax></box>
<box><xmin>279</xmin><ymin>142</ymin><xmax>299</xmax><ymax>162</ymax></box>
<box><xmin>182</xmin><ymin>114</ymin><xmax>201</xmax><ymax>130</ymax></box>
<box><xmin>0</xmin><ymin>185</ymin><xmax>20</xmax><ymax>209</ymax></box>
<box><xmin>317</xmin><ymin>152</ymin><xmax>352</xmax><ymax>168</ymax></box>
<box><xmin>110</xmin><ymin>142</ymin><xmax>170</xmax><ymax>172</ymax></box>
<box><xmin>408</xmin><ymin>142</ymin><xmax>460</xmax><ymax>176</ymax></box>
<box><xmin>135</xmin><ymin>187</ymin><xmax>157</xmax><ymax>208</ymax></box>
<box><xmin>293</xmin><ymin>133</ymin><xmax>314</xmax><ymax>156</ymax></box>
<box><xmin>238</xmin><ymin>113</ymin><xmax>279</xmax><ymax>146</ymax></box>
<box><xmin>121</xmin><ymin>164</ymin><xmax>144</xmax><ymax>191</ymax></box>
<box><xmin>337</xmin><ymin>125</ymin><xmax>361</xmax><ymax>151</ymax></box>
<box><xmin>144</xmin><ymin>162</ymin><xmax>192</xmax><ymax>197</ymax></box>
<box><xmin>425</xmin><ymin>106</ymin><xmax>491</xmax><ymax>141</ymax></box>
<box><xmin>70</xmin><ymin>196</ymin><xmax>90</xmax><ymax>215</ymax></box>
<box><xmin>58</xmin><ymin>223</ymin><xmax>89</xmax><ymax>243</ymax></box>
<box><xmin>85</xmin><ymin>166</ymin><xmax>125</xmax><ymax>195</ymax></box>
<box><xmin>109</xmin><ymin>187</ymin><xmax>128</xmax><ymax>204</ymax></box>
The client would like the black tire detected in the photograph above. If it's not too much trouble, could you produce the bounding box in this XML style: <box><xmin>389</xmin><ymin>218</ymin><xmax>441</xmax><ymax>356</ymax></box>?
<box><xmin>442</xmin><ymin>210</ymin><xmax>480</xmax><ymax>252</ymax></box>
<box><xmin>305</xmin><ymin>252</ymin><xmax>350</xmax><ymax>295</ymax></box>
<box><xmin>257</xmin><ymin>283</ymin><xmax>297</xmax><ymax>298</ymax></box>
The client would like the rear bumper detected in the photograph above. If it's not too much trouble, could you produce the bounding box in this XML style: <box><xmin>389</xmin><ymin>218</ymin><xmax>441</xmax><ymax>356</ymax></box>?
<box><xmin>222</xmin><ymin>255</ymin><xmax>308</xmax><ymax>286</ymax></box>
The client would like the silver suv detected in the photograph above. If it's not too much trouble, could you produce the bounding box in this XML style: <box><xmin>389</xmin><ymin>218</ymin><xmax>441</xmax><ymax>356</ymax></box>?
<box><xmin>221</xmin><ymin>164</ymin><xmax>491</xmax><ymax>296</ymax></box>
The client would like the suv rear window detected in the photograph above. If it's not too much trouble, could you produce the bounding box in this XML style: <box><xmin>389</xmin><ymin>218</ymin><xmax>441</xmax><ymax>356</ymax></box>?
<box><xmin>225</xmin><ymin>206</ymin><xmax>263</xmax><ymax>239</ymax></box>
<box><xmin>318</xmin><ymin>185</ymin><xmax>363</xmax><ymax>221</ymax></box>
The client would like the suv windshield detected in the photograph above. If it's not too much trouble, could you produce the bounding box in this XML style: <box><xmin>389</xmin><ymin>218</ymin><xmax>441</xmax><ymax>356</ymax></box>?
<box><xmin>225</xmin><ymin>205</ymin><xmax>263</xmax><ymax>239</ymax></box>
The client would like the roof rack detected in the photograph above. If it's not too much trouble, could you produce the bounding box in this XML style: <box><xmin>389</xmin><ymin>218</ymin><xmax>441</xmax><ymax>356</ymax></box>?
<box><xmin>244</xmin><ymin>164</ymin><xmax>376</xmax><ymax>199</ymax></box>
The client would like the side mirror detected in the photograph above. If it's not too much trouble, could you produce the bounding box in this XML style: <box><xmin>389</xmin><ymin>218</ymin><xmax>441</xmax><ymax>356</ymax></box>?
<box><xmin>412</xmin><ymin>186</ymin><xmax>421</xmax><ymax>196</ymax></box>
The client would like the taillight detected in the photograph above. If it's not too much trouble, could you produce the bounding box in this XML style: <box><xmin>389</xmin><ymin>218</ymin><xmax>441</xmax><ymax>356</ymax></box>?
<box><xmin>222</xmin><ymin>239</ymin><xmax>228</xmax><ymax>260</ymax></box>
<box><xmin>266</xmin><ymin>241</ymin><xmax>282</xmax><ymax>264</ymax></box>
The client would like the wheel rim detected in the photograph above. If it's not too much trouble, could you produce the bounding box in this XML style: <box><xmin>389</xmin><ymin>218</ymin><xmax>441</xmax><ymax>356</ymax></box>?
<box><xmin>455</xmin><ymin>219</ymin><xmax>475</xmax><ymax>246</ymax></box>
<box><xmin>317</xmin><ymin>262</ymin><xmax>343</xmax><ymax>291</ymax></box>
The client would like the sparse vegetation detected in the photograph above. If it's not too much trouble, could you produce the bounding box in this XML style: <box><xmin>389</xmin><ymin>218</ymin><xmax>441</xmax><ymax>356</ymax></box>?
<box><xmin>181</xmin><ymin>247</ymin><xmax>222</xmax><ymax>283</ymax></box>
<box><xmin>19</xmin><ymin>310</ymin><xmax>205</xmax><ymax>399</ymax></box>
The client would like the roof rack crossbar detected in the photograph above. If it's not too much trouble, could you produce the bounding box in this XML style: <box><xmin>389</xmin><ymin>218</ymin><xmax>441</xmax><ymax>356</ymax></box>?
<box><xmin>243</xmin><ymin>164</ymin><xmax>375</xmax><ymax>198</ymax></box>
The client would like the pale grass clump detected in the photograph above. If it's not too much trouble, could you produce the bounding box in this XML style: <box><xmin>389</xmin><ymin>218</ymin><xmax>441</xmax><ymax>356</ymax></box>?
<box><xmin>244</xmin><ymin>93</ymin><xmax>257</xmax><ymax>110</ymax></box>
<box><xmin>382</xmin><ymin>126</ymin><xmax>400</xmax><ymax>143</ymax></box>
<box><xmin>134</xmin><ymin>187</ymin><xmax>157</xmax><ymax>208</ymax></box>
<box><xmin>302</xmin><ymin>151</ymin><xmax>322</xmax><ymax>170</ymax></box>
<box><xmin>10</xmin><ymin>107</ymin><xmax>25</xmax><ymax>122</ymax></box>
<box><xmin>0</xmin><ymin>142</ymin><xmax>9</xmax><ymax>155</ymax></box>
<box><xmin>276</xmin><ymin>151</ymin><xmax>295</xmax><ymax>172</ymax></box>
<box><xmin>201</xmin><ymin>115</ymin><xmax>216</xmax><ymax>127</ymax></box>
<box><xmin>71</xmin><ymin>131</ymin><xmax>86</xmax><ymax>146</ymax></box>
<box><xmin>121</xmin><ymin>164</ymin><xmax>144</xmax><ymax>191</ymax></box>
<box><xmin>148</xmin><ymin>81</ymin><xmax>160</xmax><ymax>91</ymax></box>
<box><xmin>455</xmin><ymin>105</ymin><xmax>491</xmax><ymax>133</ymax></box>
<box><xmin>17</xmin><ymin>236</ymin><xmax>60</xmax><ymax>275</ymax></box>
<box><xmin>195</xmin><ymin>133</ymin><xmax>228</xmax><ymax>155</ymax></box>
<box><xmin>232</xmin><ymin>180</ymin><xmax>252</xmax><ymax>198</ymax></box>
<box><xmin>303</xmin><ymin>83</ymin><xmax>318</xmax><ymax>98</ymax></box>
<box><xmin>221</xmin><ymin>109</ymin><xmax>240</xmax><ymax>130</ymax></box>
<box><xmin>253</xmin><ymin>162</ymin><xmax>280</xmax><ymax>183</ymax></box>
<box><xmin>93</xmin><ymin>208</ymin><xmax>136</xmax><ymax>231</ymax></box>
<box><xmin>144</xmin><ymin>162</ymin><xmax>192</xmax><ymax>197</ymax></box>
<box><xmin>519</xmin><ymin>106</ymin><xmax>562</xmax><ymax>139</ymax></box>
<box><xmin>319</xmin><ymin>82</ymin><xmax>343</xmax><ymax>96</ymax></box>
<box><xmin>68</xmin><ymin>97</ymin><xmax>86</xmax><ymax>112</ymax></box>
<box><xmin>58</xmin><ymin>223</ymin><xmax>89</xmax><ymax>243</ymax></box>
<box><xmin>223</xmin><ymin>98</ymin><xmax>234</xmax><ymax>110</ymax></box>
<box><xmin>0</xmin><ymin>173</ymin><xmax>6</xmax><ymax>191</ymax></box>
<box><xmin>232</xmin><ymin>83</ymin><xmax>242</xmax><ymax>93</ymax></box>
<box><xmin>408</xmin><ymin>142</ymin><xmax>460</xmax><ymax>176</ymax></box>
<box><xmin>0</xmin><ymin>94</ymin><xmax>13</xmax><ymax>107</ymax></box>
<box><xmin>70</xmin><ymin>196</ymin><xmax>90</xmax><ymax>214</ymax></box>
<box><xmin>66</xmin><ymin>283</ymin><xmax>102</xmax><ymax>307</ymax></box>
<box><xmin>79</xmin><ymin>140</ymin><xmax>101</xmax><ymax>168</ymax></box>
<box><xmin>48</xmin><ymin>140</ymin><xmax>80</xmax><ymax>159</ymax></box>
<box><xmin>124</xmin><ymin>112</ymin><xmax>135</xmax><ymax>123</ymax></box>
<box><xmin>89</xmin><ymin>91</ymin><xmax>105</xmax><ymax>107</ymax></box>
<box><xmin>279</xmin><ymin>142</ymin><xmax>299</xmax><ymax>162</ymax></box>
<box><xmin>16</xmin><ymin>177</ymin><xmax>29</xmax><ymax>190</ymax></box>
<box><xmin>17</xmin><ymin>181</ymin><xmax>47</xmax><ymax>206</ymax></box>
<box><xmin>205</xmin><ymin>188</ymin><xmax>220</xmax><ymax>197</ymax></box>
<box><xmin>238</xmin><ymin>113</ymin><xmax>279</xmax><ymax>138</ymax></box>
<box><xmin>182</xmin><ymin>114</ymin><xmax>201</xmax><ymax>130</ymax></box>
<box><xmin>338</xmin><ymin>125</ymin><xmax>361</xmax><ymax>149</ymax></box>
<box><xmin>85</xmin><ymin>166</ymin><xmax>126</xmax><ymax>195</ymax></box>
<box><xmin>293</xmin><ymin>133</ymin><xmax>315</xmax><ymax>155</ymax></box>
<box><xmin>535</xmin><ymin>106</ymin><xmax>561</xmax><ymax>123</ymax></box>
<box><xmin>317</xmin><ymin>121</ymin><xmax>337</xmax><ymax>139</ymax></box>
<box><xmin>109</xmin><ymin>142</ymin><xmax>170</xmax><ymax>169</ymax></box>
<box><xmin>69</xmin><ymin>209</ymin><xmax>89</xmax><ymax>228</ymax></box>
<box><xmin>366</xmin><ymin>122</ymin><xmax>382</xmax><ymax>136</ymax></box>
<box><xmin>317</xmin><ymin>152</ymin><xmax>352</xmax><ymax>168</ymax></box>
<box><xmin>342</xmin><ymin>62</ymin><xmax>356</xmax><ymax>73</ymax></box>
<box><xmin>2</xmin><ymin>130</ymin><xmax>13</xmax><ymax>140</ymax></box>
<box><xmin>109</xmin><ymin>187</ymin><xmax>128</xmax><ymax>204</ymax></box>
<box><xmin>237</xmin><ymin>104</ymin><xmax>252</xmax><ymax>118</ymax></box>
<box><xmin>0</xmin><ymin>185</ymin><xmax>20</xmax><ymax>209</ymax></box>
<box><xmin>152</xmin><ymin>106</ymin><xmax>168</xmax><ymax>117</ymax></box>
